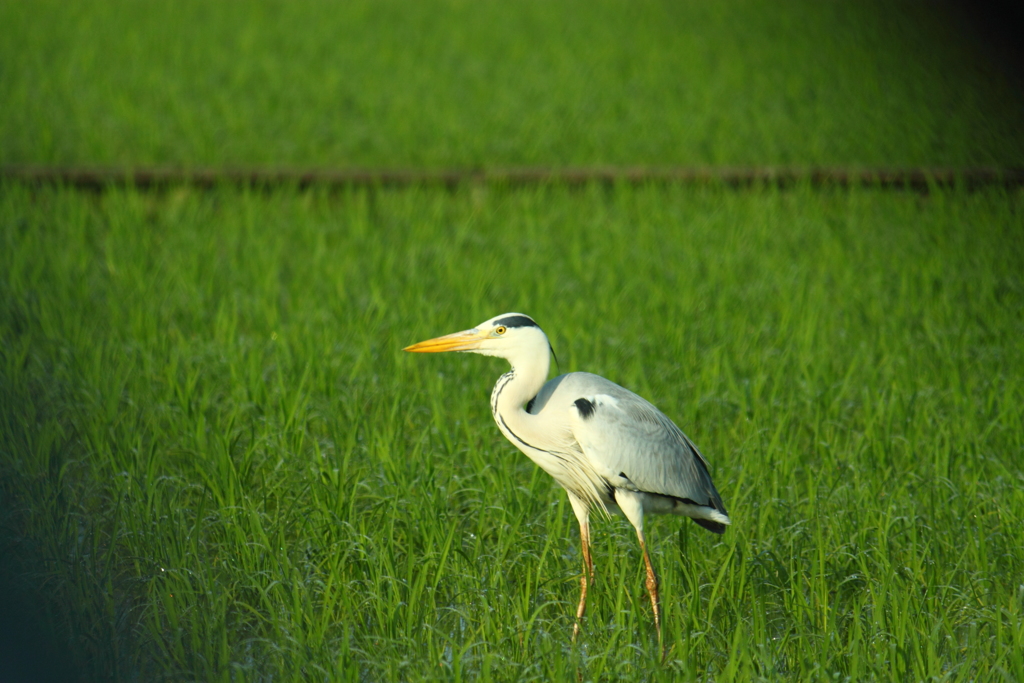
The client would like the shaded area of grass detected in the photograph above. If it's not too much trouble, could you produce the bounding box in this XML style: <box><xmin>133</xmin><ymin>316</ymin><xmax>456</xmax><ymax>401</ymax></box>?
<box><xmin>0</xmin><ymin>588</ymin><xmax>81</xmax><ymax>682</ymax></box>
<box><xmin>2</xmin><ymin>184</ymin><xmax>1022</xmax><ymax>680</ymax></box>
<box><xmin>1</xmin><ymin>0</ymin><xmax>1023</xmax><ymax>168</ymax></box>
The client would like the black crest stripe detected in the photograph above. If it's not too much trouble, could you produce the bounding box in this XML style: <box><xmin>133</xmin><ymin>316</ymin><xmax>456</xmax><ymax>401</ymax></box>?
<box><xmin>494</xmin><ymin>315</ymin><xmax>538</xmax><ymax>329</ymax></box>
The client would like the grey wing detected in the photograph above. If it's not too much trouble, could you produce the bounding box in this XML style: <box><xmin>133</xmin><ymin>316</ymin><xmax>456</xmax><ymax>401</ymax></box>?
<box><xmin>566</xmin><ymin>375</ymin><xmax>728</xmax><ymax>517</ymax></box>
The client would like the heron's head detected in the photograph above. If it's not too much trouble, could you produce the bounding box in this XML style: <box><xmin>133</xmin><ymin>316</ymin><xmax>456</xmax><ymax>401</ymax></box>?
<box><xmin>404</xmin><ymin>312</ymin><xmax>550</xmax><ymax>362</ymax></box>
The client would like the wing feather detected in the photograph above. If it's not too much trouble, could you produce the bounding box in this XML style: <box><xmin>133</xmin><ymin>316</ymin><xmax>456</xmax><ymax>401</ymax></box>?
<box><xmin>556</xmin><ymin>373</ymin><xmax>727</xmax><ymax>516</ymax></box>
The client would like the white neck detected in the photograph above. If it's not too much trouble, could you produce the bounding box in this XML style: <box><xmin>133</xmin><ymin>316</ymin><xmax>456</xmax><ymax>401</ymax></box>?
<box><xmin>489</xmin><ymin>341</ymin><xmax>551</xmax><ymax>447</ymax></box>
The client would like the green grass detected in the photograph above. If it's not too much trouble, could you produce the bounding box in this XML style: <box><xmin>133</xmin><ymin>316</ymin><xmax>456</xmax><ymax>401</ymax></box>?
<box><xmin>2</xmin><ymin>0</ymin><xmax>1023</xmax><ymax>168</ymax></box>
<box><xmin>2</xmin><ymin>183</ymin><xmax>1022</xmax><ymax>681</ymax></box>
<box><xmin>2</xmin><ymin>2</ymin><xmax>1024</xmax><ymax>678</ymax></box>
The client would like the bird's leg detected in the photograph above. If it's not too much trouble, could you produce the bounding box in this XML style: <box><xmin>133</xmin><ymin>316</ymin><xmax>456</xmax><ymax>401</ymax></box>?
<box><xmin>638</xmin><ymin>532</ymin><xmax>662</xmax><ymax>642</ymax></box>
<box><xmin>572</xmin><ymin>519</ymin><xmax>593</xmax><ymax>642</ymax></box>
<box><xmin>583</xmin><ymin>528</ymin><xmax>594</xmax><ymax>583</ymax></box>
<box><xmin>567</xmin><ymin>494</ymin><xmax>594</xmax><ymax>643</ymax></box>
<box><xmin>616</xmin><ymin>490</ymin><xmax>663</xmax><ymax>646</ymax></box>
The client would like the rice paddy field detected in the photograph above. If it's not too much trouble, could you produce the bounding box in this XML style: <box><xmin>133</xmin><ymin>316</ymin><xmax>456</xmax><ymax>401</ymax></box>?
<box><xmin>2</xmin><ymin>2</ymin><xmax>1023</xmax><ymax>682</ymax></box>
<box><xmin>2</xmin><ymin>0</ymin><xmax>1024</xmax><ymax>168</ymax></box>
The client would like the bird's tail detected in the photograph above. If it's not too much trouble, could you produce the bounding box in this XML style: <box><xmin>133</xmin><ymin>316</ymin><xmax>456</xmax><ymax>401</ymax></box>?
<box><xmin>693</xmin><ymin>518</ymin><xmax>727</xmax><ymax>534</ymax></box>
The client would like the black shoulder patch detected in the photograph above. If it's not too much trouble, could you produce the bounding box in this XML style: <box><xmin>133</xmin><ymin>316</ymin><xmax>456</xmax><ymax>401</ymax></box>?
<box><xmin>525</xmin><ymin>397</ymin><xmax>536</xmax><ymax>414</ymax></box>
<box><xmin>574</xmin><ymin>398</ymin><xmax>596</xmax><ymax>419</ymax></box>
<box><xmin>494</xmin><ymin>315</ymin><xmax>538</xmax><ymax>329</ymax></box>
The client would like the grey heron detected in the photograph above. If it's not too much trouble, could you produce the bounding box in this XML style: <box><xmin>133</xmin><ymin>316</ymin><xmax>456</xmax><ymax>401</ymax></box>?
<box><xmin>405</xmin><ymin>313</ymin><xmax>730</xmax><ymax>640</ymax></box>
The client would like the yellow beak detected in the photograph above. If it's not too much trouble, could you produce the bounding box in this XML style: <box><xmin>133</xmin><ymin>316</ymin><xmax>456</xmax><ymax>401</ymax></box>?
<box><xmin>403</xmin><ymin>328</ymin><xmax>487</xmax><ymax>353</ymax></box>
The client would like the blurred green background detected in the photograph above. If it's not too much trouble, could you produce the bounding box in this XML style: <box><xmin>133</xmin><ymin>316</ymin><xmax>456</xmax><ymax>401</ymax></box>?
<box><xmin>2</xmin><ymin>2</ymin><xmax>1023</xmax><ymax>681</ymax></box>
<box><xmin>2</xmin><ymin>0</ymin><xmax>1023</xmax><ymax>169</ymax></box>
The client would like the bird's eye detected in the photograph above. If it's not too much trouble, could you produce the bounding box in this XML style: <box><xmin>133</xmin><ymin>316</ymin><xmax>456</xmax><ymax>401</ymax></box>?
<box><xmin>495</xmin><ymin>326</ymin><xmax>507</xmax><ymax>335</ymax></box>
